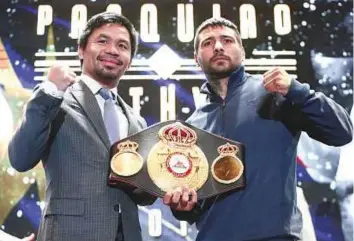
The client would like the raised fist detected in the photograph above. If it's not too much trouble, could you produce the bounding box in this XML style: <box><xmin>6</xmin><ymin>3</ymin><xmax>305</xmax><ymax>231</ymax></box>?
<box><xmin>47</xmin><ymin>64</ymin><xmax>77</xmax><ymax>91</ymax></box>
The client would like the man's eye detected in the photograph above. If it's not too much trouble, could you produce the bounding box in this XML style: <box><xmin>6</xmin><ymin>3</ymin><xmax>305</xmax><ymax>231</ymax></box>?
<box><xmin>203</xmin><ymin>41</ymin><xmax>211</xmax><ymax>47</ymax></box>
<box><xmin>98</xmin><ymin>39</ymin><xmax>107</xmax><ymax>44</ymax></box>
<box><xmin>119</xmin><ymin>44</ymin><xmax>128</xmax><ymax>50</ymax></box>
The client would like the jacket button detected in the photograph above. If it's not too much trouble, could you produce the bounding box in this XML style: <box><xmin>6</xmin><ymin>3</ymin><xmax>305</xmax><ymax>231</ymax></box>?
<box><xmin>114</xmin><ymin>204</ymin><xmax>120</xmax><ymax>212</ymax></box>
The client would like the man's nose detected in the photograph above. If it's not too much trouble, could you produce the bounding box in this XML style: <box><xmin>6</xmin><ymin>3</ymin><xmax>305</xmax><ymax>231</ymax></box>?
<box><xmin>105</xmin><ymin>43</ymin><xmax>119</xmax><ymax>55</ymax></box>
<box><xmin>214</xmin><ymin>41</ymin><xmax>224</xmax><ymax>53</ymax></box>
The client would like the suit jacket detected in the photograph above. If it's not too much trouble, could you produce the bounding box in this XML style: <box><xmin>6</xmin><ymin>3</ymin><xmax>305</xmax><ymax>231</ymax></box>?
<box><xmin>8</xmin><ymin>80</ymin><xmax>156</xmax><ymax>241</ymax></box>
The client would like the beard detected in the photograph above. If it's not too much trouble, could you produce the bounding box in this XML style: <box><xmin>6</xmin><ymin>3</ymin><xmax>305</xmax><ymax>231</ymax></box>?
<box><xmin>199</xmin><ymin>53</ymin><xmax>241</xmax><ymax>80</ymax></box>
<box><xmin>207</xmin><ymin>66</ymin><xmax>234</xmax><ymax>79</ymax></box>
<box><xmin>94</xmin><ymin>65</ymin><xmax>123</xmax><ymax>84</ymax></box>
<box><xmin>93</xmin><ymin>55</ymin><xmax>127</xmax><ymax>83</ymax></box>
<box><xmin>203</xmin><ymin>61</ymin><xmax>237</xmax><ymax>80</ymax></box>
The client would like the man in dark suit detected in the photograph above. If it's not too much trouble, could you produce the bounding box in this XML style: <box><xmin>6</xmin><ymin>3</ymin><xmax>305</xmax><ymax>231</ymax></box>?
<box><xmin>8</xmin><ymin>12</ymin><xmax>156</xmax><ymax>241</ymax></box>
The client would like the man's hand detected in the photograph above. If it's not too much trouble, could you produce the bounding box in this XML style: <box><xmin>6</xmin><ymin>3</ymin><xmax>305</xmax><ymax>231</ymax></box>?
<box><xmin>47</xmin><ymin>64</ymin><xmax>77</xmax><ymax>92</ymax></box>
<box><xmin>263</xmin><ymin>67</ymin><xmax>291</xmax><ymax>96</ymax></box>
<box><xmin>22</xmin><ymin>233</ymin><xmax>35</xmax><ymax>241</ymax></box>
<box><xmin>163</xmin><ymin>185</ymin><xmax>197</xmax><ymax>211</ymax></box>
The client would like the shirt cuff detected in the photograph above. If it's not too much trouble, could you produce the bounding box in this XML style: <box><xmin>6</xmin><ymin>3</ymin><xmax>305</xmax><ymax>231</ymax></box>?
<box><xmin>39</xmin><ymin>81</ymin><xmax>65</xmax><ymax>98</ymax></box>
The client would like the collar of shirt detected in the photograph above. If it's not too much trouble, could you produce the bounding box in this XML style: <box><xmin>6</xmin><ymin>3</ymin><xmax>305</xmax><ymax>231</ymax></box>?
<box><xmin>199</xmin><ymin>65</ymin><xmax>246</xmax><ymax>102</ymax></box>
<box><xmin>80</xmin><ymin>74</ymin><xmax>129</xmax><ymax>140</ymax></box>
<box><xmin>80</xmin><ymin>74</ymin><xmax>118</xmax><ymax>99</ymax></box>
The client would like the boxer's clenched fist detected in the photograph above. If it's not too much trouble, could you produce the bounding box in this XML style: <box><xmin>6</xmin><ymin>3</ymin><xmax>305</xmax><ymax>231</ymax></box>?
<box><xmin>47</xmin><ymin>65</ymin><xmax>77</xmax><ymax>91</ymax></box>
<box><xmin>263</xmin><ymin>67</ymin><xmax>291</xmax><ymax>96</ymax></box>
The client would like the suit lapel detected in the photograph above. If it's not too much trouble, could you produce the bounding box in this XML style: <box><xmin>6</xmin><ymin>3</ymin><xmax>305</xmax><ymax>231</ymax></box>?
<box><xmin>116</xmin><ymin>94</ymin><xmax>140</xmax><ymax>136</ymax></box>
<box><xmin>70</xmin><ymin>80</ymin><xmax>111</xmax><ymax>150</ymax></box>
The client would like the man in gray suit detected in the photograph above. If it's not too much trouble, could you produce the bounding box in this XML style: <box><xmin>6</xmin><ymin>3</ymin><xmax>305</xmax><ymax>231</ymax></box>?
<box><xmin>8</xmin><ymin>12</ymin><xmax>156</xmax><ymax>241</ymax></box>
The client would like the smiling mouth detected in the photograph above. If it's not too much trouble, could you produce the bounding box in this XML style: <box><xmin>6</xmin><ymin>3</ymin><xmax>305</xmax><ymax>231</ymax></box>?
<box><xmin>98</xmin><ymin>58</ymin><xmax>123</xmax><ymax>66</ymax></box>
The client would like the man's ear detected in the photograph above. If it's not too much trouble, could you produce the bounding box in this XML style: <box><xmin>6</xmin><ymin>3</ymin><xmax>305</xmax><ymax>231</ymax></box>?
<box><xmin>194</xmin><ymin>52</ymin><xmax>200</xmax><ymax>67</ymax></box>
<box><xmin>241</xmin><ymin>47</ymin><xmax>246</xmax><ymax>61</ymax></box>
<box><xmin>78</xmin><ymin>47</ymin><xmax>84</xmax><ymax>60</ymax></box>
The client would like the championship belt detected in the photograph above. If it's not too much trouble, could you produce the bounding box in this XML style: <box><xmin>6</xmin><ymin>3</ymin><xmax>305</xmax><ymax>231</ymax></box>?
<box><xmin>108</xmin><ymin>120</ymin><xmax>246</xmax><ymax>200</ymax></box>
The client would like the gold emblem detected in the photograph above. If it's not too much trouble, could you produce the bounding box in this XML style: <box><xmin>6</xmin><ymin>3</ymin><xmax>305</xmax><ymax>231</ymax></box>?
<box><xmin>147</xmin><ymin>122</ymin><xmax>209</xmax><ymax>193</ymax></box>
<box><xmin>211</xmin><ymin>143</ymin><xmax>244</xmax><ymax>184</ymax></box>
<box><xmin>111</xmin><ymin>141</ymin><xmax>144</xmax><ymax>176</ymax></box>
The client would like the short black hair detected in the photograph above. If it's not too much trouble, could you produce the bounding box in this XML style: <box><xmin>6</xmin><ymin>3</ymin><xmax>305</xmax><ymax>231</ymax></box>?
<box><xmin>78</xmin><ymin>12</ymin><xmax>138</xmax><ymax>59</ymax></box>
<box><xmin>194</xmin><ymin>17</ymin><xmax>242</xmax><ymax>53</ymax></box>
